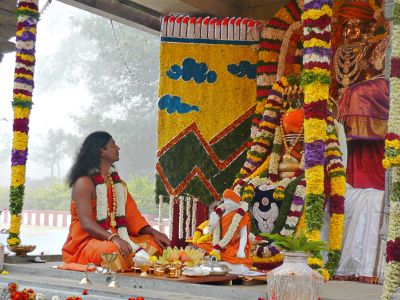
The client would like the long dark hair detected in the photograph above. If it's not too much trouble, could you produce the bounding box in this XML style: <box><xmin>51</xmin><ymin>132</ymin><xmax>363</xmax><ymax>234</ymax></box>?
<box><xmin>67</xmin><ymin>131</ymin><xmax>112</xmax><ymax>187</ymax></box>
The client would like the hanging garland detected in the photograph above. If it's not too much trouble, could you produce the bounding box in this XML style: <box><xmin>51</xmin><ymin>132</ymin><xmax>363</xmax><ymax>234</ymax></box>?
<box><xmin>301</xmin><ymin>0</ymin><xmax>332</xmax><ymax>277</ymax></box>
<box><xmin>233</xmin><ymin>77</ymin><xmax>288</xmax><ymax>191</ymax></box>
<box><xmin>382</xmin><ymin>0</ymin><xmax>400</xmax><ymax>297</ymax></box>
<box><xmin>8</xmin><ymin>0</ymin><xmax>40</xmax><ymax>246</ymax></box>
<box><xmin>209</xmin><ymin>201</ymin><xmax>249</xmax><ymax>260</ymax></box>
<box><xmin>235</xmin><ymin>0</ymin><xmax>303</xmax><ymax>182</ymax></box>
<box><xmin>253</xmin><ymin>0</ymin><xmax>302</xmax><ymax>130</ymax></box>
<box><xmin>324</xmin><ymin>110</ymin><xmax>346</xmax><ymax>276</ymax></box>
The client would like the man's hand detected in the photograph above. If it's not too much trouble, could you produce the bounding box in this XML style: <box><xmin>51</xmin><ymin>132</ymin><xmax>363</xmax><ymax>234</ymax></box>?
<box><xmin>110</xmin><ymin>235</ymin><xmax>132</xmax><ymax>258</ymax></box>
<box><xmin>139</xmin><ymin>225</ymin><xmax>171</xmax><ymax>249</ymax></box>
<box><xmin>152</xmin><ymin>230</ymin><xmax>171</xmax><ymax>249</ymax></box>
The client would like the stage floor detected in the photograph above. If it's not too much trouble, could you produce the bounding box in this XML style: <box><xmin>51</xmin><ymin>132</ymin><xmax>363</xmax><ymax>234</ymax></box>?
<box><xmin>0</xmin><ymin>259</ymin><xmax>384</xmax><ymax>300</ymax></box>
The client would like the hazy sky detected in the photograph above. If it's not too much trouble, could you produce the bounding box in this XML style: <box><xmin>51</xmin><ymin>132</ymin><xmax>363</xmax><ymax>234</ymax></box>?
<box><xmin>0</xmin><ymin>1</ymin><xmax>97</xmax><ymax>185</ymax></box>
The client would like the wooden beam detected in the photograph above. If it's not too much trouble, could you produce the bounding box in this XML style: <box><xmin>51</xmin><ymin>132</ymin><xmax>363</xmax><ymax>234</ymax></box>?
<box><xmin>57</xmin><ymin>0</ymin><xmax>162</xmax><ymax>35</ymax></box>
<box><xmin>177</xmin><ymin>0</ymin><xmax>240</xmax><ymax>16</ymax></box>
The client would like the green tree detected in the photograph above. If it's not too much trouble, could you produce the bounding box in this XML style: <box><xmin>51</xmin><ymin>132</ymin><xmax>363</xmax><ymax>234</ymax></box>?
<box><xmin>31</xmin><ymin>129</ymin><xmax>80</xmax><ymax>179</ymax></box>
<box><xmin>24</xmin><ymin>180</ymin><xmax>71</xmax><ymax>211</ymax></box>
<box><xmin>126</xmin><ymin>175</ymin><xmax>157</xmax><ymax>215</ymax></box>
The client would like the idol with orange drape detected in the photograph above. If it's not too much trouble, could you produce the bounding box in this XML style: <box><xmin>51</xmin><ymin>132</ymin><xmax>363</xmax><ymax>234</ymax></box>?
<box><xmin>282</xmin><ymin>108</ymin><xmax>304</xmax><ymax>161</ymax></box>
<box><xmin>62</xmin><ymin>187</ymin><xmax>162</xmax><ymax>266</ymax></box>
<box><xmin>195</xmin><ymin>211</ymin><xmax>252</xmax><ymax>267</ymax></box>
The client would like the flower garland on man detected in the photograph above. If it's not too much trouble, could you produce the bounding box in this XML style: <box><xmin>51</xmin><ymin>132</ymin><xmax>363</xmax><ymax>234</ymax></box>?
<box><xmin>8</xmin><ymin>0</ymin><xmax>39</xmax><ymax>246</ymax></box>
<box><xmin>62</xmin><ymin>131</ymin><xmax>170</xmax><ymax>269</ymax></box>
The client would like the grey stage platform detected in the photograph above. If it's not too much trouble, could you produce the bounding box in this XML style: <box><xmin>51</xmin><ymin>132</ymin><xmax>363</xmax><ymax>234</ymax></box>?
<box><xmin>0</xmin><ymin>259</ymin><xmax>385</xmax><ymax>300</ymax></box>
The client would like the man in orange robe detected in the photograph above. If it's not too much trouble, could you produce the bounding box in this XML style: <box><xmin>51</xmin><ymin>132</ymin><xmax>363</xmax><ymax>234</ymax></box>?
<box><xmin>62</xmin><ymin>132</ymin><xmax>170</xmax><ymax>269</ymax></box>
<box><xmin>62</xmin><ymin>189</ymin><xmax>163</xmax><ymax>266</ymax></box>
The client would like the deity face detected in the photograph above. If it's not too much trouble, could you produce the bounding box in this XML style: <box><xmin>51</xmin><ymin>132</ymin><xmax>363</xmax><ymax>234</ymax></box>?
<box><xmin>223</xmin><ymin>198</ymin><xmax>240</xmax><ymax>212</ymax></box>
<box><xmin>342</xmin><ymin>19</ymin><xmax>370</xmax><ymax>43</ymax></box>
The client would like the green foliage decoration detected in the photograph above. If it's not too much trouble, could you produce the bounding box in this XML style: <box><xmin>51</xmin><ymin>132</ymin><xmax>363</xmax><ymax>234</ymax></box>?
<box><xmin>261</xmin><ymin>230</ymin><xmax>328</xmax><ymax>253</ymax></box>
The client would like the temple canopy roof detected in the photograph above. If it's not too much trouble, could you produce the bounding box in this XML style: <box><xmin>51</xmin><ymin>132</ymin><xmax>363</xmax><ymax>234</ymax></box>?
<box><xmin>0</xmin><ymin>0</ymin><xmax>289</xmax><ymax>61</ymax></box>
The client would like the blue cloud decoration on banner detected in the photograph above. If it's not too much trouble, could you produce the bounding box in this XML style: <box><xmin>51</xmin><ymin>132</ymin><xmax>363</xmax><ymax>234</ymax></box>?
<box><xmin>158</xmin><ymin>95</ymin><xmax>200</xmax><ymax>114</ymax></box>
<box><xmin>227</xmin><ymin>61</ymin><xmax>257</xmax><ymax>79</ymax></box>
<box><xmin>166</xmin><ymin>58</ymin><xmax>217</xmax><ymax>83</ymax></box>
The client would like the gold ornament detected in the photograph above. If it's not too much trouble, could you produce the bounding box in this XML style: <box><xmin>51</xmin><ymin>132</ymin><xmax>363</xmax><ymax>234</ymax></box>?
<box><xmin>108</xmin><ymin>175</ymin><xmax>117</xmax><ymax>228</ymax></box>
<box><xmin>334</xmin><ymin>43</ymin><xmax>364</xmax><ymax>87</ymax></box>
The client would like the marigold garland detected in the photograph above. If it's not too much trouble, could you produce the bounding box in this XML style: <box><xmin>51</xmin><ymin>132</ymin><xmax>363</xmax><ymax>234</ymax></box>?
<box><xmin>301</xmin><ymin>0</ymin><xmax>337</xmax><ymax>278</ymax></box>
<box><xmin>8</xmin><ymin>0</ymin><xmax>39</xmax><ymax>246</ymax></box>
<box><xmin>233</xmin><ymin>77</ymin><xmax>288</xmax><ymax>192</ymax></box>
<box><xmin>235</xmin><ymin>0</ymin><xmax>303</xmax><ymax>182</ymax></box>
<box><xmin>382</xmin><ymin>0</ymin><xmax>400</xmax><ymax>296</ymax></box>
<box><xmin>324</xmin><ymin>113</ymin><xmax>346</xmax><ymax>276</ymax></box>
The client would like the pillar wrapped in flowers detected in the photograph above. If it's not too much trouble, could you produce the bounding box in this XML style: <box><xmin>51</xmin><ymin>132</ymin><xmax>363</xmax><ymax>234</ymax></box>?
<box><xmin>301</xmin><ymin>0</ymin><xmax>336</xmax><ymax>279</ymax></box>
<box><xmin>7</xmin><ymin>0</ymin><xmax>39</xmax><ymax>246</ymax></box>
<box><xmin>381</xmin><ymin>0</ymin><xmax>400</xmax><ymax>297</ymax></box>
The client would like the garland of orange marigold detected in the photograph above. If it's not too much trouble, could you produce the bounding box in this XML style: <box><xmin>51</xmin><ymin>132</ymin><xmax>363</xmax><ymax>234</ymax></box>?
<box><xmin>8</xmin><ymin>0</ymin><xmax>39</xmax><ymax>246</ymax></box>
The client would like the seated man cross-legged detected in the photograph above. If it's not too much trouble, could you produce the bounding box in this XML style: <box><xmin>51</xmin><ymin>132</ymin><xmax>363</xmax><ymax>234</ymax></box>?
<box><xmin>62</xmin><ymin>131</ymin><xmax>170</xmax><ymax>270</ymax></box>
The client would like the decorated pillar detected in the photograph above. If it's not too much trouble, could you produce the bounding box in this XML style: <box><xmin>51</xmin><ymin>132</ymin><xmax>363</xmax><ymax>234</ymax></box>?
<box><xmin>301</xmin><ymin>0</ymin><xmax>340</xmax><ymax>279</ymax></box>
<box><xmin>381</xmin><ymin>0</ymin><xmax>400</xmax><ymax>296</ymax></box>
<box><xmin>7</xmin><ymin>0</ymin><xmax>39</xmax><ymax>246</ymax></box>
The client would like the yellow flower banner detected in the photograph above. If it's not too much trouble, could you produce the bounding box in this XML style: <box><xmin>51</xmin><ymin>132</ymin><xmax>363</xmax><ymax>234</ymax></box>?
<box><xmin>156</xmin><ymin>16</ymin><xmax>259</xmax><ymax>206</ymax></box>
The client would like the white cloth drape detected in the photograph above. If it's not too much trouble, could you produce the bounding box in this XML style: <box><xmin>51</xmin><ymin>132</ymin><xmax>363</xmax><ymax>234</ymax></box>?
<box><xmin>335</xmin><ymin>120</ymin><xmax>347</xmax><ymax>170</ymax></box>
<box><xmin>335</xmin><ymin>184</ymin><xmax>385</xmax><ymax>278</ymax></box>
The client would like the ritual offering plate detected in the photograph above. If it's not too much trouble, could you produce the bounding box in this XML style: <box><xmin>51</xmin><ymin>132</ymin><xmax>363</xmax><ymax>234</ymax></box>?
<box><xmin>7</xmin><ymin>245</ymin><xmax>36</xmax><ymax>256</ymax></box>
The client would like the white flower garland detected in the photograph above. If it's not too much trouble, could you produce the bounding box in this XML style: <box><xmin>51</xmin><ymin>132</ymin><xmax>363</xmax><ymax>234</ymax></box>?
<box><xmin>95</xmin><ymin>183</ymin><xmax>108</xmax><ymax>222</ymax></box>
<box><xmin>178</xmin><ymin>196</ymin><xmax>185</xmax><ymax>239</ymax></box>
<box><xmin>95</xmin><ymin>167</ymin><xmax>139</xmax><ymax>251</ymax></box>
<box><xmin>114</xmin><ymin>182</ymin><xmax>125</xmax><ymax>219</ymax></box>
<box><xmin>381</xmin><ymin>2</ymin><xmax>400</xmax><ymax>297</ymax></box>
<box><xmin>211</xmin><ymin>201</ymin><xmax>249</xmax><ymax>258</ymax></box>
<box><xmin>217</xmin><ymin>202</ymin><xmax>249</xmax><ymax>248</ymax></box>
<box><xmin>169</xmin><ymin>195</ymin><xmax>174</xmax><ymax>239</ymax></box>
<box><xmin>269</xmin><ymin>126</ymin><xmax>283</xmax><ymax>175</ymax></box>
<box><xmin>191</xmin><ymin>197</ymin><xmax>199</xmax><ymax>237</ymax></box>
<box><xmin>185</xmin><ymin>196</ymin><xmax>192</xmax><ymax>240</ymax></box>
<box><xmin>280</xmin><ymin>179</ymin><xmax>306</xmax><ymax>236</ymax></box>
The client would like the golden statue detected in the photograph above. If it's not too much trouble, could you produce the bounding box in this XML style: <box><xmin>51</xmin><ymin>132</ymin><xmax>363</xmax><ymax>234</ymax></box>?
<box><xmin>333</xmin><ymin>1</ymin><xmax>389</xmax><ymax>93</ymax></box>
<box><xmin>333</xmin><ymin>1</ymin><xmax>389</xmax><ymax>191</ymax></box>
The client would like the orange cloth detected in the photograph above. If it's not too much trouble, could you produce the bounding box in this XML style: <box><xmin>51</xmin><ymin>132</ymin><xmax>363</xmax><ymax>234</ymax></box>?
<box><xmin>62</xmin><ymin>186</ymin><xmax>162</xmax><ymax>266</ymax></box>
<box><xmin>282</xmin><ymin>108</ymin><xmax>304</xmax><ymax>134</ymax></box>
<box><xmin>57</xmin><ymin>263</ymin><xmax>96</xmax><ymax>272</ymax></box>
<box><xmin>282</xmin><ymin>108</ymin><xmax>304</xmax><ymax>161</ymax></box>
<box><xmin>196</xmin><ymin>211</ymin><xmax>252</xmax><ymax>267</ymax></box>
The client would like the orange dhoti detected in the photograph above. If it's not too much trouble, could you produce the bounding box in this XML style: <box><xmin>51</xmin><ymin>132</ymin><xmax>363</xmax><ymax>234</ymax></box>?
<box><xmin>195</xmin><ymin>211</ymin><xmax>252</xmax><ymax>267</ymax></box>
<box><xmin>62</xmin><ymin>188</ymin><xmax>162</xmax><ymax>267</ymax></box>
